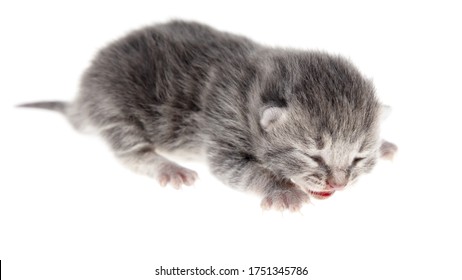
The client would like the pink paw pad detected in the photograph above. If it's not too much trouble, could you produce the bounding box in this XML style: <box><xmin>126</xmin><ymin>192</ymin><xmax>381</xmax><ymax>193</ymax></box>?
<box><xmin>157</xmin><ymin>163</ymin><xmax>198</xmax><ymax>189</ymax></box>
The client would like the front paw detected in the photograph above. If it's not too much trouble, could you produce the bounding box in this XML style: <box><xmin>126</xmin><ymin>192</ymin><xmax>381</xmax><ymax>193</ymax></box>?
<box><xmin>261</xmin><ymin>186</ymin><xmax>309</xmax><ymax>212</ymax></box>
<box><xmin>380</xmin><ymin>140</ymin><xmax>398</xmax><ymax>160</ymax></box>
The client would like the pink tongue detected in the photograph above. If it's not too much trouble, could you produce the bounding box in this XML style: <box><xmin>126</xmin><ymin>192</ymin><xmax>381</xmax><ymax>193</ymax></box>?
<box><xmin>309</xmin><ymin>190</ymin><xmax>334</xmax><ymax>199</ymax></box>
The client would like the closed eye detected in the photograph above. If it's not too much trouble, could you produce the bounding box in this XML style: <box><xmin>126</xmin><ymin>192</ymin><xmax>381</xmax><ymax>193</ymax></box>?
<box><xmin>352</xmin><ymin>157</ymin><xmax>365</xmax><ymax>165</ymax></box>
<box><xmin>311</xmin><ymin>156</ymin><xmax>325</xmax><ymax>165</ymax></box>
<box><xmin>302</xmin><ymin>152</ymin><xmax>325</xmax><ymax>165</ymax></box>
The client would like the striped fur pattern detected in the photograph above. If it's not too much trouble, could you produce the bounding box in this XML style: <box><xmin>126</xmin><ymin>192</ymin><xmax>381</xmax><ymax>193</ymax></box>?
<box><xmin>19</xmin><ymin>21</ymin><xmax>397</xmax><ymax>211</ymax></box>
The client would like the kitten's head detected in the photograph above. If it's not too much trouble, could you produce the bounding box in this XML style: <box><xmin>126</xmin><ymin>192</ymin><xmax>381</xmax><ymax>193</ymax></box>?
<box><xmin>256</xmin><ymin>52</ymin><xmax>386</xmax><ymax>198</ymax></box>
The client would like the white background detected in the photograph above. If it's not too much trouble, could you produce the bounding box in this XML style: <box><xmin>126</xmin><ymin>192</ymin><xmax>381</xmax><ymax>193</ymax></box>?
<box><xmin>1</xmin><ymin>1</ymin><xmax>461</xmax><ymax>279</ymax></box>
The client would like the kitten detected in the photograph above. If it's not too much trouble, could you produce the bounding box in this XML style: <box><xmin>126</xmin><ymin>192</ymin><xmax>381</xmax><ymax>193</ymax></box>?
<box><xmin>19</xmin><ymin>20</ymin><xmax>397</xmax><ymax>211</ymax></box>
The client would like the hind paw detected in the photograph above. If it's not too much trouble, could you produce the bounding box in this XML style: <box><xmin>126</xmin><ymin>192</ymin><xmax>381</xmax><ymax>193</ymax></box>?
<box><xmin>157</xmin><ymin>163</ymin><xmax>198</xmax><ymax>189</ymax></box>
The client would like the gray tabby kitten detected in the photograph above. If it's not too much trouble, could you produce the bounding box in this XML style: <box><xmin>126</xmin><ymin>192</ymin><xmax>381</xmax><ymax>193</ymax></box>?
<box><xmin>20</xmin><ymin>20</ymin><xmax>397</xmax><ymax>211</ymax></box>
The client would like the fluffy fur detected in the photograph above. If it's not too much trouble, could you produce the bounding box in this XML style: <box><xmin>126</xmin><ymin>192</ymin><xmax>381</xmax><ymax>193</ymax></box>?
<box><xmin>19</xmin><ymin>20</ymin><xmax>397</xmax><ymax>211</ymax></box>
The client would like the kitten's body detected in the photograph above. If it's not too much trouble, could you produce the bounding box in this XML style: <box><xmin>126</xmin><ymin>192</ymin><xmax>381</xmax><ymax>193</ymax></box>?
<box><xmin>20</xmin><ymin>21</ymin><xmax>397</xmax><ymax>211</ymax></box>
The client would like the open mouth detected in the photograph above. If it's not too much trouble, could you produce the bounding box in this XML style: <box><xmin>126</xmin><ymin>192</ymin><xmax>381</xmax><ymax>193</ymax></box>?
<box><xmin>308</xmin><ymin>190</ymin><xmax>335</xmax><ymax>199</ymax></box>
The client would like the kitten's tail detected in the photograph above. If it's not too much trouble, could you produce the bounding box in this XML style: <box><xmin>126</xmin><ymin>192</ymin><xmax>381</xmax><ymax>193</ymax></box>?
<box><xmin>17</xmin><ymin>101</ymin><xmax>68</xmax><ymax>114</ymax></box>
<box><xmin>17</xmin><ymin>101</ymin><xmax>86</xmax><ymax>131</ymax></box>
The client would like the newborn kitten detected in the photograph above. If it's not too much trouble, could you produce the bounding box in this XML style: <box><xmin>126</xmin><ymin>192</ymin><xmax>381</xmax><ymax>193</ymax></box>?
<box><xmin>19</xmin><ymin>20</ymin><xmax>397</xmax><ymax>211</ymax></box>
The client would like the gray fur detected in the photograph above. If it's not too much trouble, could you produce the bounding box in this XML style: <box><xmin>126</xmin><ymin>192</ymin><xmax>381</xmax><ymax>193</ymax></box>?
<box><xmin>19</xmin><ymin>20</ymin><xmax>397</xmax><ymax>211</ymax></box>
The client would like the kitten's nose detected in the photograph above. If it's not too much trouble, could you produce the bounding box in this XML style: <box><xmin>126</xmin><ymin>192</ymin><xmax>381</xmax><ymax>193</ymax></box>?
<box><xmin>326</xmin><ymin>179</ymin><xmax>346</xmax><ymax>190</ymax></box>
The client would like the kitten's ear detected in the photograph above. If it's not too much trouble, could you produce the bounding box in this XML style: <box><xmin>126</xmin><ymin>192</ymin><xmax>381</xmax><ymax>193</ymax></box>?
<box><xmin>380</xmin><ymin>105</ymin><xmax>392</xmax><ymax>121</ymax></box>
<box><xmin>260</xmin><ymin>107</ymin><xmax>286</xmax><ymax>130</ymax></box>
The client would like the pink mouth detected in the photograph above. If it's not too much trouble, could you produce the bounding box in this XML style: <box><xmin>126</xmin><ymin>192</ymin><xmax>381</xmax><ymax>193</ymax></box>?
<box><xmin>308</xmin><ymin>190</ymin><xmax>335</xmax><ymax>199</ymax></box>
